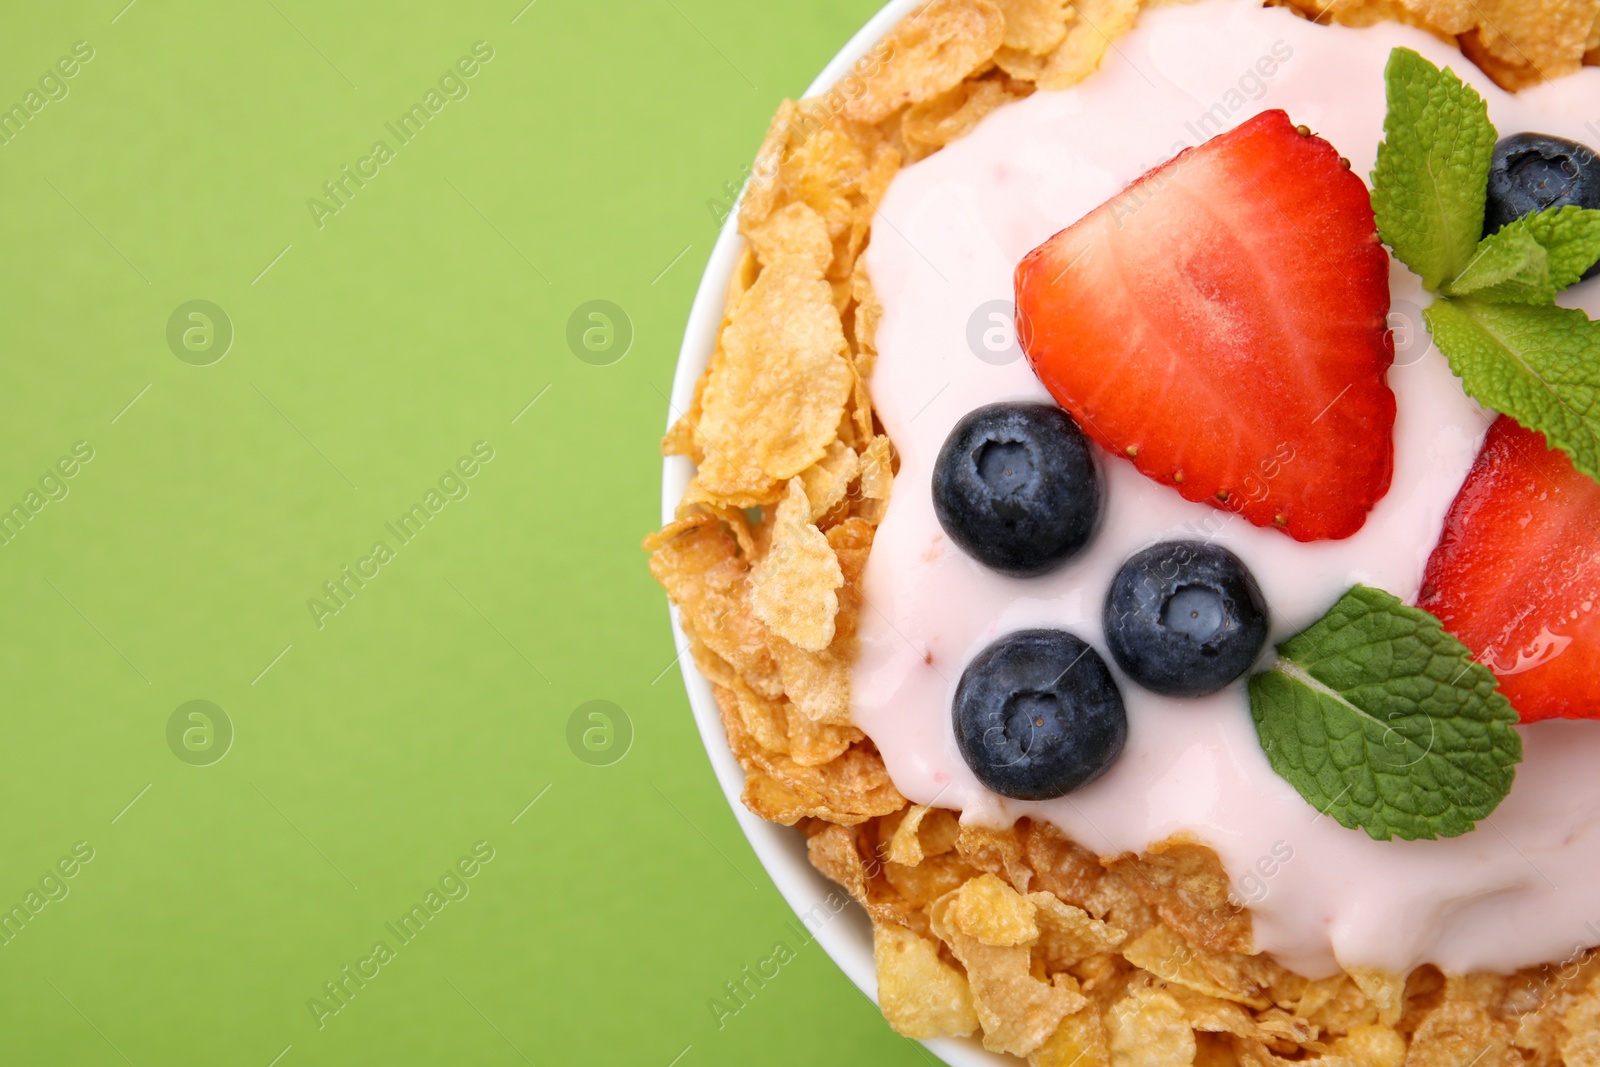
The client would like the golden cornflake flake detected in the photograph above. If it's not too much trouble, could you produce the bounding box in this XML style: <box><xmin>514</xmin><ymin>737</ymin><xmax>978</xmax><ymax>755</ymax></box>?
<box><xmin>997</xmin><ymin>0</ymin><xmax>1144</xmax><ymax>88</ymax></box>
<box><xmin>1107</xmin><ymin>987</ymin><xmax>1198</xmax><ymax>1067</ymax></box>
<box><xmin>932</xmin><ymin>892</ymin><xmax>1087</xmax><ymax>1056</ymax></box>
<box><xmin>842</xmin><ymin>0</ymin><xmax>1007</xmax><ymax>124</ymax></box>
<box><xmin>903</xmin><ymin>77</ymin><xmax>1029</xmax><ymax>159</ymax></box>
<box><xmin>1469</xmin><ymin>0</ymin><xmax>1599</xmax><ymax>79</ymax></box>
<box><xmin>1328</xmin><ymin>1024</ymin><xmax>1407</xmax><ymax>1067</ymax></box>
<box><xmin>875</xmin><ymin>921</ymin><xmax>981</xmax><ymax>1038</ymax></box>
<box><xmin>798</xmin><ymin>440</ymin><xmax>861</xmax><ymax>522</ymax></box>
<box><xmin>1029</xmin><ymin>892</ymin><xmax>1126</xmax><ymax>970</ymax></box>
<box><xmin>1121</xmin><ymin>926</ymin><xmax>1271</xmax><ymax>1010</ymax></box>
<box><xmin>749</xmin><ymin>479</ymin><xmax>843</xmax><ymax>651</ymax></box>
<box><xmin>1030</xmin><ymin>1007</ymin><xmax>1111</xmax><ymax>1067</ymax></box>
<box><xmin>1563</xmin><ymin>973</ymin><xmax>1600</xmax><ymax>1065</ymax></box>
<box><xmin>694</xmin><ymin>257</ymin><xmax>852</xmax><ymax>501</ymax></box>
<box><xmin>999</xmin><ymin>0</ymin><xmax>1073</xmax><ymax>53</ymax></box>
<box><xmin>948</xmin><ymin>873</ymin><xmax>1041</xmax><ymax>946</ymax></box>
<box><xmin>743</xmin><ymin>200</ymin><xmax>834</xmax><ymax>273</ymax></box>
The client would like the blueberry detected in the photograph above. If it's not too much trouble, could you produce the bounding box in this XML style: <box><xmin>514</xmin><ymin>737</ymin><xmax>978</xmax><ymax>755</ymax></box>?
<box><xmin>932</xmin><ymin>402</ymin><xmax>1102</xmax><ymax>576</ymax></box>
<box><xmin>953</xmin><ymin>629</ymin><xmax>1127</xmax><ymax>800</ymax></box>
<box><xmin>1485</xmin><ymin>132</ymin><xmax>1600</xmax><ymax>280</ymax></box>
<box><xmin>1103</xmin><ymin>540</ymin><xmax>1269</xmax><ymax>698</ymax></box>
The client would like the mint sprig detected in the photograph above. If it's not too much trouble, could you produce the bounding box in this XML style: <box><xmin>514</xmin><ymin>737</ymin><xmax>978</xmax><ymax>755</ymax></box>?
<box><xmin>1371</xmin><ymin>48</ymin><xmax>1600</xmax><ymax>483</ymax></box>
<box><xmin>1372</xmin><ymin>48</ymin><xmax>1495</xmax><ymax>291</ymax></box>
<box><xmin>1249</xmin><ymin>586</ymin><xmax>1522</xmax><ymax>842</ymax></box>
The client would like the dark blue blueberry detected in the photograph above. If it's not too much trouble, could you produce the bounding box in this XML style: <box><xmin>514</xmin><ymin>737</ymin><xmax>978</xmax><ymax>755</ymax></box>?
<box><xmin>932</xmin><ymin>402</ymin><xmax>1102</xmax><ymax>577</ymax></box>
<box><xmin>953</xmin><ymin>629</ymin><xmax>1127</xmax><ymax>800</ymax></box>
<box><xmin>1485</xmin><ymin>132</ymin><xmax>1600</xmax><ymax>281</ymax></box>
<box><xmin>1103</xmin><ymin>540</ymin><xmax>1269</xmax><ymax>698</ymax></box>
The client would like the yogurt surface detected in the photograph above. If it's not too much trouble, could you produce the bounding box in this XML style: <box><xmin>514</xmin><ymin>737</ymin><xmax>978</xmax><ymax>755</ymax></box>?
<box><xmin>855</xmin><ymin>0</ymin><xmax>1600</xmax><ymax>978</ymax></box>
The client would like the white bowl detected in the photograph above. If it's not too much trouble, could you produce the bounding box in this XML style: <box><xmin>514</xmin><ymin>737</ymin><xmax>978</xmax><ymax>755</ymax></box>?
<box><xmin>660</xmin><ymin>4</ymin><xmax>1011</xmax><ymax>1064</ymax></box>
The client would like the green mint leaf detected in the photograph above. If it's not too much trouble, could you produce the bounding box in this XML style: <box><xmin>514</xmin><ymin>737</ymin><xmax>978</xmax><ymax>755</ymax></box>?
<box><xmin>1440</xmin><ymin>226</ymin><xmax>1553</xmax><ymax>304</ymax></box>
<box><xmin>1504</xmin><ymin>205</ymin><xmax>1600</xmax><ymax>289</ymax></box>
<box><xmin>1425</xmin><ymin>298</ymin><xmax>1600</xmax><ymax>482</ymax></box>
<box><xmin>1249</xmin><ymin>586</ymin><xmax>1521</xmax><ymax>842</ymax></box>
<box><xmin>1371</xmin><ymin>48</ymin><xmax>1496</xmax><ymax>292</ymax></box>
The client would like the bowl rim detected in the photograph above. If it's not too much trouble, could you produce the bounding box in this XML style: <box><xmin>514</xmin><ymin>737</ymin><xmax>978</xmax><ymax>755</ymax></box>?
<box><xmin>658</xmin><ymin>3</ymin><xmax>1008</xmax><ymax>1063</ymax></box>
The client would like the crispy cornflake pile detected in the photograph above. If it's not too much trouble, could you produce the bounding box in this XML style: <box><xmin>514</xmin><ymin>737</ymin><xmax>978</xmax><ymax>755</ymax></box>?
<box><xmin>646</xmin><ymin>0</ymin><xmax>1600</xmax><ymax>1061</ymax></box>
<box><xmin>1268</xmin><ymin>0</ymin><xmax>1600</xmax><ymax>89</ymax></box>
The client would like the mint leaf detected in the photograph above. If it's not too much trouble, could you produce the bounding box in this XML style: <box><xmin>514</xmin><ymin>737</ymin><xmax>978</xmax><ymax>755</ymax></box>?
<box><xmin>1441</xmin><ymin>226</ymin><xmax>1553</xmax><ymax>304</ymax></box>
<box><xmin>1425</xmin><ymin>298</ymin><xmax>1600</xmax><ymax>482</ymax></box>
<box><xmin>1370</xmin><ymin>49</ymin><xmax>1600</xmax><ymax>480</ymax></box>
<box><xmin>1371</xmin><ymin>48</ymin><xmax>1496</xmax><ymax>291</ymax></box>
<box><xmin>1249</xmin><ymin>586</ymin><xmax>1520</xmax><ymax>841</ymax></box>
<box><xmin>1506</xmin><ymin>205</ymin><xmax>1600</xmax><ymax>289</ymax></box>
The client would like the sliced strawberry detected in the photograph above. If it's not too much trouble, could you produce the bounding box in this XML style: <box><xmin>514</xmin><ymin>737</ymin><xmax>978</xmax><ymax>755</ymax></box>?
<box><xmin>1418</xmin><ymin>416</ymin><xmax>1600</xmax><ymax>723</ymax></box>
<box><xmin>1014</xmin><ymin>109</ymin><xmax>1395</xmax><ymax>541</ymax></box>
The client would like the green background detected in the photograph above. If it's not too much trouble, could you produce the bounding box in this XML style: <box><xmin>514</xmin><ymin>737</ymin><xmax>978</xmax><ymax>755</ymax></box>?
<box><xmin>0</xmin><ymin>1</ymin><xmax>935</xmax><ymax>1063</ymax></box>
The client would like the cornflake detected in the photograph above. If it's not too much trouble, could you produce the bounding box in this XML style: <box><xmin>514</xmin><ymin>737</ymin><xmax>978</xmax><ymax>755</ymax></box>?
<box><xmin>749</xmin><ymin>479</ymin><xmax>843</xmax><ymax>651</ymax></box>
<box><xmin>694</xmin><ymin>258</ymin><xmax>852</xmax><ymax>502</ymax></box>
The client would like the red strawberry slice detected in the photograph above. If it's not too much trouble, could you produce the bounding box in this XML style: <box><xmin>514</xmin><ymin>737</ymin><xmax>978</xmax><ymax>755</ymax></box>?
<box><xmin>1014</xmin><ymin>109</ymin><xmax>1395</xmax><ymax>541</ymax></box>
<box><xmin>1418</xmin><ymin>416</ymin><xmax>1600</xmax><ymax>723</ymax></box>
